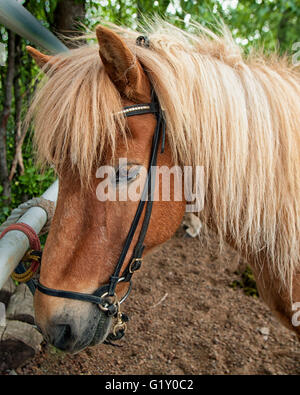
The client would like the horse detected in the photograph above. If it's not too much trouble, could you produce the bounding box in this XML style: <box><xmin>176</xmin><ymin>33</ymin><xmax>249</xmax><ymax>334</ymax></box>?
<box><xmin>24</xmin><ymin>20</ymin><xmax>300</xmax><ymax>353</ymax></box>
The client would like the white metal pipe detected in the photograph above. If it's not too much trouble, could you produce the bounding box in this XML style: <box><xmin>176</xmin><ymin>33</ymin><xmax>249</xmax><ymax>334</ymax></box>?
<box><xmin>0</xmin><ymin>179</ymin><xmax>59</xmax><ymax>289</ymax></box>
<box><xmin>0</xmin><ymin>0</ymin><xmax>68</xmax><ymax>53</ymax></box>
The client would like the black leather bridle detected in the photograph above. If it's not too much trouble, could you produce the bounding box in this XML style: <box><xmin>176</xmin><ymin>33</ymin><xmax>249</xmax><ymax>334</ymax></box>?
<box><xmin>36</xmin><ymin>87</ymin><xmax>166</xmax><ymax>342</ymax></box>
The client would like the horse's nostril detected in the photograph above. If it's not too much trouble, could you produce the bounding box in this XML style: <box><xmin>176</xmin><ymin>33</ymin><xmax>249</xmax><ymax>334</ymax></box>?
<box><xmin>51</xmin><ymin>324</ymin><xmax>73</xmax><ymax>350</ymax></box>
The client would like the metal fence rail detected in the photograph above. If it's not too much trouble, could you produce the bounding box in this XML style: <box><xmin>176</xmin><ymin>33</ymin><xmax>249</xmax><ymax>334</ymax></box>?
<box><xmin>0</xmin><ymin>180</ymin><xmax>58</xmax><ymax>289</ymax></box>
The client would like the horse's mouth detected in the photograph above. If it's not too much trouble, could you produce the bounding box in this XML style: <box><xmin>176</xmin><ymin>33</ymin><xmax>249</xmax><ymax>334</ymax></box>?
<box><xmin>69</xmin><ymin>309</ymin><xmax>113</xmax><ymax>353</ymax></box>
<box><xmin>43</xmin><ymin>308</ymin><xmax>113</xmax><ymax>354</ymax></box>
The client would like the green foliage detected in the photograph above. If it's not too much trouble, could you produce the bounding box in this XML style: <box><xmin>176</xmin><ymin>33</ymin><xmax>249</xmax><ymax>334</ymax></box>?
<box><xmin>85</xmin><ymin>0</ymin><xmax>300</xmax><ymax>55</ymax></box>
<box><xmin>0</xmin><ymin>162</ymin><xmax>55</xmax><ymax>224</ymax></box>
<box><xmin>222</xmin><ymin>0</ymin><xmax>300</xmax><ymax>54</ymax></box>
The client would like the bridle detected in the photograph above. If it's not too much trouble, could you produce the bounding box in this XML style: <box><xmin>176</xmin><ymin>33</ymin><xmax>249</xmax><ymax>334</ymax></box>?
<box><xmin>36</xmin><ymin>72</ymin><xmax>166</xmax><ymax>343</ymax></box>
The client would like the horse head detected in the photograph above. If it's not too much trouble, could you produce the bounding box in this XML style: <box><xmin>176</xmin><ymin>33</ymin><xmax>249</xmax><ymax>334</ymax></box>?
<box><xmin>28</xmin><ymin>26</ymin><xmax>186</xmax><ymax>352</ymax></box>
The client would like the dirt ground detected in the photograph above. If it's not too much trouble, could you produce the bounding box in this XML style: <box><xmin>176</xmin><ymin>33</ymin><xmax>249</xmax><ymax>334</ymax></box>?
<box><xmin>16</xmin><ymin>226</ymin><xmax>300</xmax><ymax>375</ymax></box>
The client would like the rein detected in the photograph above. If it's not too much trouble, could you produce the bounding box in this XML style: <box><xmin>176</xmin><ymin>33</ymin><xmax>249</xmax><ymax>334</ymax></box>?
<box><xmin>36</xmin><ymin>88</ymin><xmax>166</xmax><ymax>342</ymax></box>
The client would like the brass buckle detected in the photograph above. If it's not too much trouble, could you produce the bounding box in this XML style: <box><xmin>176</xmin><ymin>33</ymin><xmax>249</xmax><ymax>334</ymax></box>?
<box><xmin>112</xmin><ymin>300</ymin><xmax>127</xmax><ymax>336</ymax></box>
<box><xmin>98</xmin><ymin>292</ymin><xmax>118</xmax><ymax>312</ymax></box>
<box><xmin>99</xmin><ymin>294</ymin><xmax>127</xmax><ymax>336</ymax></box>
<box><xmin>129</xmin><ymin>258</ymin><xmax>143</xmax><ymax>274</ymax></box>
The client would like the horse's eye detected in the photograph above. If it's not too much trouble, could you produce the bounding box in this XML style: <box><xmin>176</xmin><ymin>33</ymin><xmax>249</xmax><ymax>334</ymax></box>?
<box><xmin>115</xmin><ymin>165</ymin><xmax>140</xmax><ymax>185</ymax></box>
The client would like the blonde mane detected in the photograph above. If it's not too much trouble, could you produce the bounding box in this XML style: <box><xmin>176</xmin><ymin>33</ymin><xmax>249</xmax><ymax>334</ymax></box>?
<box><xmin>26</xmin><ymin>20</ymin><xmax>300</xmax><ymax>295</ymax></box>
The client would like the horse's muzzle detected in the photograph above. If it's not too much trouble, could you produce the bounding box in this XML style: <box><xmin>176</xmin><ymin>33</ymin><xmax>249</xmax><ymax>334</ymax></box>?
<box><xmin>39</xmin><ymin>304</ymin><xmax>113</xmax><ymax>353</ymax></box>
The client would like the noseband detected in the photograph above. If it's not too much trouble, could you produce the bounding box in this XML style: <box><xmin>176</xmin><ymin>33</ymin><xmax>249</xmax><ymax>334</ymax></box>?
<box><xmin>36</xmin><ymin>88</ymin><xmax>166</xmax><ymax>342</ymax></box>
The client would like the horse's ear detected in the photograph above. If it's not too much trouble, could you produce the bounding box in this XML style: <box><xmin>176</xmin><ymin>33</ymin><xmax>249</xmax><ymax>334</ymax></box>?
<box><xmin>26</xmin><ymin>46</ymin><xmax>57</xmax><ymax>71</ymax></box>
<box><xmin>96</xmin><ymin>25</ymin><xmax>150</xmax><ymax>102</ymax></box>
